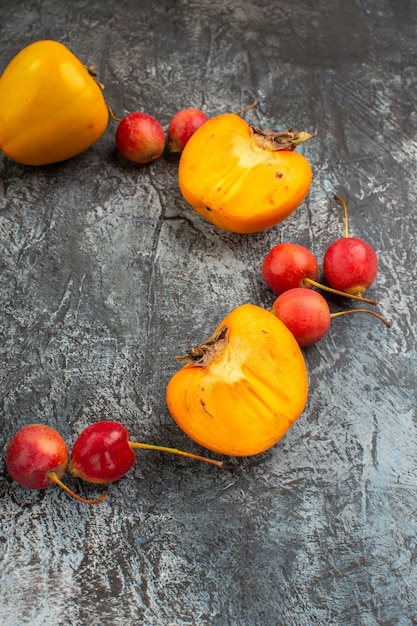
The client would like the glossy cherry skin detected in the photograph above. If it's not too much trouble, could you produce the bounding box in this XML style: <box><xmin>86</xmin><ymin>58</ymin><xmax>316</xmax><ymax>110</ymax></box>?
<box><xmin>69</xmin><ymin>421</ymin><xmax>135</xmax><ymax>484</ymax></box>
<box><xmin>272</xmin><ymin>288</ymin><xmax>331</xmax><ymax>347</ymax></box>
<box><xmin>262</xmin><ymin>242</ymin><xmax>319</xmax><ymax>294</ymax></box>
<box><xmin>115</xmin><ymin>112</ymin><xmax>165</xmax><ymax>164</ymax></box>
<box><xmin>167</xmin><ymin>108</ymin><xmax>208</xmax><ymax>153</ymax></box>
<box><xmin>6</xmin><ymin>424</ymin><xmax>69</xmax><ymax>490</ymax></box>
<box><xmin>323</xmin><ymin>237</ymin><xmax>378</xmax><ymax>295</ymax></box>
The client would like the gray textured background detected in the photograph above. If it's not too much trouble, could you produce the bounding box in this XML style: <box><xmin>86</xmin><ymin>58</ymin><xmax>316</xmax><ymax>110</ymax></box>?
<box><xmin>0</xmin><ymin>1</ymin><xmax>416</xmax><ymax>625</ymax></box>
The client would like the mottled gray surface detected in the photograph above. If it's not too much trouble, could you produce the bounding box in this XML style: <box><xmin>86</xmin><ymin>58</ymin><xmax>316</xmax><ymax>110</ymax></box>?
<box><xmin>0</xmin><ymin>1</ymin><xmax>416</xmax><ymax>624</ymax></box>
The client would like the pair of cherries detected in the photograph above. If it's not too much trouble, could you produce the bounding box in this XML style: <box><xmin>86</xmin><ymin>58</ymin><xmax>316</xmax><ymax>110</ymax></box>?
<box><xmin>114</xmin><ymin>107</ymin><xmax>209</xmax><ymax>164</ymax></box>
<box><xmin>5</xmin><ymin>421</ymin><xmax>222</xmax><ymax>504</ymax></box>
<box><xmin>262</xmin><ymin>195</ymin><xmax>390</xmax><ymax>347</ymax></box>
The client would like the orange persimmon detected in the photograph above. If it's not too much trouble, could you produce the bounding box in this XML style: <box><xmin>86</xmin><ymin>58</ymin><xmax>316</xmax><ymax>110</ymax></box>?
<box><xmin>178</xmin><ymin>113</ymin><xmax>313</xmax><ymax>234</ymax></box>
<box><xmin>0</xmin><ymin>40</ymin><xmax>109</xmax><ymax>165</ymax></box>
<box><xmin>166</xmin><ymin>304</ymin><xmax>308</xmax><ymax>457</ymax></box>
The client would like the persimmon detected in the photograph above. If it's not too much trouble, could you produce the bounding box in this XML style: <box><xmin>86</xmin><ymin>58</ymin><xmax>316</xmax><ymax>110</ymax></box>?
<box><xmin>178</xmin><ymin>113</ymin><xmax>313</xmax><ymax>234</ymax></box>
<box><xmin>166</xmin><ymin>304</ymin><xmax>308</xmax><ymax>456</ymax></box>
<box><xmin>0</xmin><ymin>40</ymin><xmax>109</xmax><ymax>165</ymax></box>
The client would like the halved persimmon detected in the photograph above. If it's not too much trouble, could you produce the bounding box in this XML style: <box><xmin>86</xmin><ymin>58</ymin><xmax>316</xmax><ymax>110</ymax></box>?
<box><xmin>178</xmin><ymin>113</ymin><xmax>313</xmax><ymax>234</ymax></box>
<box><xmin>166</xmin><ymin>304</ymin><xmax>308</xmax><ymax>456</ymax></box>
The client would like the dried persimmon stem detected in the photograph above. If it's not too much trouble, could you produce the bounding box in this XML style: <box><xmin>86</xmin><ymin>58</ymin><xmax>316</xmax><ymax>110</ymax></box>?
<box><xmin>251</xmin><ymin>126</ymin><xmax>314</xmax><ymax>151</ymax></box>
<box><xmin>175</xmin><ymin>325</ymin><xmax>228</xmax><ymax>366</ymax></box>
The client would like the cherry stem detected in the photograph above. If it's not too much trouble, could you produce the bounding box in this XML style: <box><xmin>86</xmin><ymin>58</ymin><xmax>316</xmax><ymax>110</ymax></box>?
<box><xmin>330</xmin><ymin>308</ymin><xmax>391</xmax><ymax>328</ymax></box>
<box><xmin>108</xmin><ymin>105</ymin><xmax>122</xmax><ymax>123</ymax></box>
<box><xmin>334</xmin><ymin>194</ymin><xmax>349</xmax><ymax>238</ymax></box>
<box><xmin>303</xmin><ymin>277</ymin><xmax>377</xmax><ymax>305</ymax></box>
<box><xmin>128</xmin><ymin>442</ymin><xmax>223</xmax><ymax>467</ymax></box>
<box><xmin>47</xmin><ymin>471</ymin><xmax>108</xmax><ymax>505</ymax></box>
<box><xmin>232</xmin><ymin>101</ymin><xmax>257</xmax><ymax>115</ymax></box>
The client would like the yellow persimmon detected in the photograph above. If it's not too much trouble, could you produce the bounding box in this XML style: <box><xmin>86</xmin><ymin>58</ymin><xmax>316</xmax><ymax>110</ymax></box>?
<box><xmin>0</xmin><ymin>40</ymin><xmax>109</xmax><ymax>165</ymax></box>
<box><xmin>166</xmin><ymin>304</ymin><xmax>308</xmax><ymax>457</ymax></box>
<box><xmin>178</xmin><ymin>113</ymin><xmax>313</xmax><ymax>234</ymax></box>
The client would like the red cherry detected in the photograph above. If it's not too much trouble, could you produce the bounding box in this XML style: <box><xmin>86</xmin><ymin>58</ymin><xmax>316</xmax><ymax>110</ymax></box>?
<box><xmin>324</xmin><ymin>237</ymin><xmax>378</xmax><ymax>295</ymax></box>
<box><xmin>167</xmin><ymin>108</ymin><xmax>208</xmax><ymax>153</ymax></box>
<box><xmin>70</xmin><ymin>421</ymin><xmax>135</xmax><ymax>484</ymax></box>
<box><xmin>115</xmin><ymin>112</ymin><xmax>165</xmax><ymax>164</ymax></box>
<box><xmin>5</xmin><ymin>424</ymin><xmax>106</xmax><ymax>504</ymax></box>
<box><xmin>323</xmin><ymin>195</ymin><xmax>379</xmax><ymax>295</ymax></box>
<box><xmin>6</xmin><ymin>424</ymin><xmax>69</xmax><ymax>490</ymax></box>
<box><xmin>272</xmin><ymin>288</ymin><xmax>391</xmax><ymax>347</ymax></box>
<box><xmin>262</xmin><ymin>243</ymin><xmax>319</xmax><ymax>294</ymax></box>
<box><xmin>69</xmin><ymin>420</ymin><xmax>222</xmax><ymax>485</ymax></box>
<box><xmin>262</xmin><ymin>241</ymin><xmax>377</xmax><ymax>305</ymax></box>
<box><xmin>272</xmin><ymin>289</ymin><xmax>331</xmax><ymax>347</ymax></box>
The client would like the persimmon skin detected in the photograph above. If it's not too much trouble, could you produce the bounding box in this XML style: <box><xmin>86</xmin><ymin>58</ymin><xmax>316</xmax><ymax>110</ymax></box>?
<box><xmin>178</xmin><ymin>113</ymin><xmax>312</xmax><ymax>234</ymax></box>
<box><xmin>166</xmin><ymin>304</ymin><xmax>308</xmax><ymax>457</ymax></box>
<box><xmin>0</xmin><ymin>40</ymin><xmax>109</xmax><ymax>165</ymax></box>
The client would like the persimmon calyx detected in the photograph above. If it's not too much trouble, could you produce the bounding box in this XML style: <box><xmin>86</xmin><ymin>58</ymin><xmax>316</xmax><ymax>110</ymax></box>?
<box><xmin>250</xmin><ymin>126</ymin><xmax>314</xmax><ymax>151</ymax></box>
<box><xmin>84</xmin><ymin>64</ymin><xmax>104</xmax><ymax>90</ymax></box>
<box><xmin>176</xmin><ymin>325</ymin><xmax>229</xmax><ymax>366</ymax></box>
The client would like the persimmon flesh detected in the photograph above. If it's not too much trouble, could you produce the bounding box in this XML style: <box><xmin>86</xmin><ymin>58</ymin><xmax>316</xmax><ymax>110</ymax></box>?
<box><xmin>166</xmin><ymin>304</ymin><xmax>308</xmax><ymax>456</ymax></box>
<box><xmin>178</xmin><ymin>113</ymin><xmax>312</xmax><ymax>233</ymax></box>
